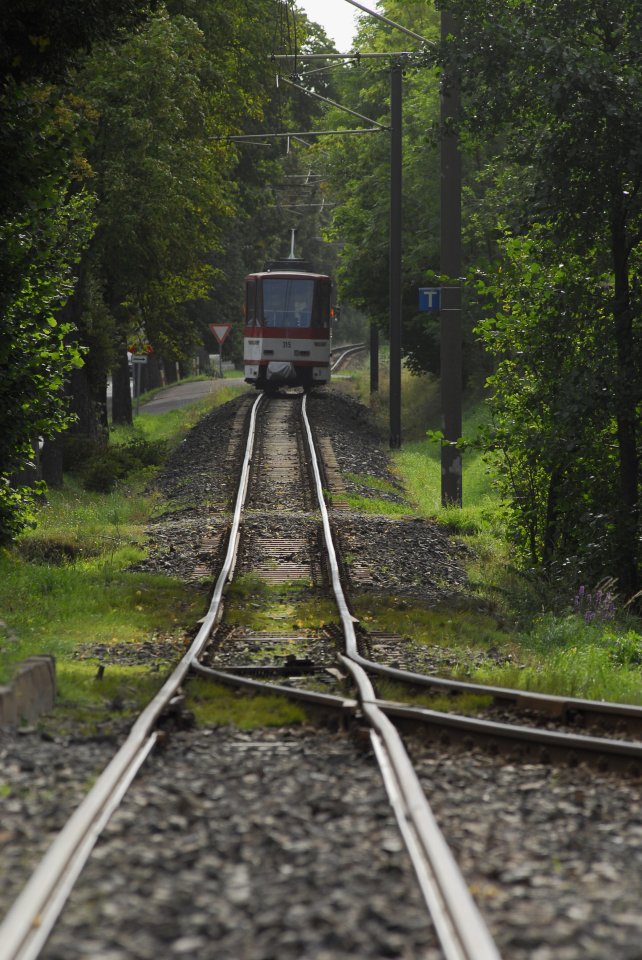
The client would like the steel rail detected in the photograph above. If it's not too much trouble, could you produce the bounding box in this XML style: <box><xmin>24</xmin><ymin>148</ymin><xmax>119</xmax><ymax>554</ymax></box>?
<box><xmin>191</xmin><ymin>660</ymin><xmax>357</xmax><ymax>714</ymax></box>
<box><xmin>330</xmin><ymin>342</ymin><xmax>368</xmax><ymax>371</ymax></box>
<box><xmin>0</xmin><ymin>393</ymin><xmax>265</xmax><ymax>960</ymax></box>
<box><xmin>300</xmin><ymin>394</ymin><xmax>502</xmax><ymax>960</ymax></box>
<box><xmin>352</xmin><ymin>653</ymin><xmax>642</xmax><ymax>728</ymax></box>
<box><xmin>376</xmin><ymin>700</ymin><xmax>642</xmax><ymax>764</ymax></box>
<box><xmin>190</xmin><ymin>661</ymin><xmax>642</xmax><ymax>771</ymax></box>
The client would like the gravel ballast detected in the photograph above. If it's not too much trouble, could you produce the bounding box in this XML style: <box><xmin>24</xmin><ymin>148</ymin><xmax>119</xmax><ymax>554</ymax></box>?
<box><xmin>3</xmin><ymin>384</ymin><xmax>642</xmax><ymax>958</ymax></box>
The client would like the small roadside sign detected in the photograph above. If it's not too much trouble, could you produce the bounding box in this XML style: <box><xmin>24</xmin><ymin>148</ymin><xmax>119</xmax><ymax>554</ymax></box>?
<box><xmin>418</xmin><ymin>287</ymin><xmax>441</xmax><ymax>312</ymax></box>
<box><xmin>209</xmin><ymin>323</ymin><xmax>232</xmax><ymax>345</ymax></box>
<box><xmin>131</xmin><ymin>355</ymin><xmax>148</xmax><ymax>365</ymax></box>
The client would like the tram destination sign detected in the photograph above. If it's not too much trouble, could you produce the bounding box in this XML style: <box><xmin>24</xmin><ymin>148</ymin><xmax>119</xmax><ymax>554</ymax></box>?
<box><xmin>418</xmin><ymin>287</ymin><xmax>441</xmax><ymax>312</ymax></box>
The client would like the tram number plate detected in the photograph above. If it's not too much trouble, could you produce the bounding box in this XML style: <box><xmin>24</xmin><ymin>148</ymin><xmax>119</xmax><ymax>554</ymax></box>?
<box><xmin>282</xmin><ymin>340</ymin><xmax>291</xmax><ymax>348</ymax></box>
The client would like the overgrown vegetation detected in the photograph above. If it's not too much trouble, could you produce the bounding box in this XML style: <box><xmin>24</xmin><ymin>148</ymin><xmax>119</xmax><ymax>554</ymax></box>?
<box><xmin>224</xmin><ymin>574</ymin><xmax>337</xmax><ymax>637</ymax></box>
<box><xmin>449</xmin><ymin>0</ymin><xmax>642</xmax><ymax>597</ymax></box>
<box><xmin>187</xmin><ymin>677</ymin><xmax>307</xmax><ymax>729</ymax></box>
<box><xmin>317</xmin><ymin>3</ymin><xmax>642</xmax><ymax>599</ymax></box>
<box><xmin>0</xmin><ymin>396</ymin><xmax>222</xmax><ymax>711</ymax></box>
<box><xmin>339</xmin><ymin>363</ymin><xmax>642</xmax><ymax>704</ymax></box>
<box><xmin>4</xmin><ymin>0</ymin><xmax>642</xmax><ymax>714</ymax></box>
<box><xmin>0</xmin><ymin>0</ymin><xmax>336</xmax><ymax>540</ymax></box>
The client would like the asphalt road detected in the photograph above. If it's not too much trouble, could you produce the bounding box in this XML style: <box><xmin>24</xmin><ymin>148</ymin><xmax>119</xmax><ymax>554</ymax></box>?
<box><xmin>138</xmin><ymin>377</ymin><xmax>248</xmax><ymax>415</ymax></box>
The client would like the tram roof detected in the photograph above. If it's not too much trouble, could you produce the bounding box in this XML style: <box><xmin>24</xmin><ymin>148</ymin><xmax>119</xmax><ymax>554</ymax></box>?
<box><xmin>245</xmin><ymin>270</ymin><xmax>330</xmax><ymax>281</ymax></box>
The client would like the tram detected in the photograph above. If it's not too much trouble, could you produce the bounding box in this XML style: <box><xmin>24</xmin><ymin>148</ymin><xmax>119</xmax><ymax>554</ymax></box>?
<box><xmin>243</xmin><ymin>253</ymin><xmax>333</xmax><ymax>392</ymax></box>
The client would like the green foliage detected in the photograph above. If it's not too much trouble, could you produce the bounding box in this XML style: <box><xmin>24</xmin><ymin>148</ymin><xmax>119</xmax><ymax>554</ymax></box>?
<box><xmin>0</xmin><ymin>1</ymin><xmax>157</xmax><ymax>84</ymax></box>
<box><xmin>60</xmin><ymin>425</ymin><xmax>167</xmax><ymax>494</ymax></box>
<box><xmin>77</xmin><ymin>436</ymin><xmax>168</xmax><ymax>494</ymax></box>
<box><xmin>71</xmin><ymin>0</ymin><xmax>332</xmax><ymax>424</ymax></box>
<box><xmin>0</xmin><ymin>188</ymin><xmax>94</xmax><ymax>542</ymax></box>
<box><xmin>316</xmin><ymin>3</ymin><xmax>443</xmax><ymax>373</ymax></box>
<box><xmin>75</xmin><ymin>8</ymin><xmax>240</xmax><ymax>355</ymax></box>
<box><xmin>449</xmin><ymin>1</ymin><xmax>642</xmax><ymax>593</ymax></box>
<box><xmin>468</xmin><ymin>612</ymin><xmax>642</xmax><ymax>704</ymax></box>
<box><xmin>1</xmin><ymin>0</ymin><xmax>323</xmax><ymax>544</ymax></box>
<box><xmin>0</xmin><ymin>1</ymin><xmax>159</xmax><ymax>543</ymax></box>
<box><xmin>0</xmin><ymin>532</ymin><xmax>203</xmax><ymax>686</ymax></box>
<box><xmin>473</xmin><ymin>227</ymin><xmax>622</xmax><ymax>581</ymax></box>
<box><xmin>0</xmin><ymin>484</ymin><xmax>44</xmax><ymax>546</ymax></box>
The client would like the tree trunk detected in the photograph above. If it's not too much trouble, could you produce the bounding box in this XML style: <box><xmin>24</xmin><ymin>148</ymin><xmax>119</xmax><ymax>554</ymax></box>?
<box><xmin>163</xmin><ymin>356</ymin><xmax>178</xmax><ymax>384</ymax></box>
<box><xmin>111</xmin><ymin>346</ymin><xmax>133</xmax><ymax>425</ymax></box>
<box><xmin>611</xmin><ymin>204</ymin><xmax>639</xmax><ymax>597</ymax></box>
<box><xmin>93</xmin><ymin>374</ymin><xmax>109</xmax><ymax>436</ymax></box>
<box><xmin>146</xmin><ymin>354</ymin><xmax>163</xmax><ymax>390</ymax></box>
<box><xmin>542</xmin><ymin>465</ymin><xmax>563</xmax><ymax>569</ymax></box>
<box><xmin>67</xmin><ymin>366</ymin><xmax>99</xmax><ymax>440</ymax></box>
<box><xmin>41</xmin><ymin>437</ymin><xmax>64</xmax><ymax>488</ymax></box>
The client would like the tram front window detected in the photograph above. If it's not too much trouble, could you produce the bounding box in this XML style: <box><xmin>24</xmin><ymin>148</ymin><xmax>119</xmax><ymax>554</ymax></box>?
<box><xmin>263</xmin><ymin>278</ymin><xmax>315</xmax><ymax>328</ymax></box>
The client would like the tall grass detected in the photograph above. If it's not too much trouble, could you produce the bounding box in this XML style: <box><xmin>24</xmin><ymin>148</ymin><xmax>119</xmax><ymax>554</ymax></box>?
<box><xmin>349</xmin><ymin>363</ymin><xmax>502</xmax><ymax>534</ymax></box>
<box><xmin>0</xmin><ymin>387</ymin><xmax>244</xmax><ymax>696</ymax></box>
<box><xmin>468</xmin><ymin>613</ymin><xmax>642</xmax><ymax>704</ymax></box>
<box><xmin>113</xmin><ymin>381</ymin><xmax>248</xmax><ymax>449</ymax></box>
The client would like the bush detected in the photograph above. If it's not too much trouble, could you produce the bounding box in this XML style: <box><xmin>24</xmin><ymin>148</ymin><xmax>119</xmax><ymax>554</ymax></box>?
<box><xmin>82</xmin><ymin>454</ymin><xmax>123</xmax><ymax>493</ymax></box>
<box><xmin>71</xmin><ymin>436</ymin><xmax>168</xmax><ymax>493</ymax></box>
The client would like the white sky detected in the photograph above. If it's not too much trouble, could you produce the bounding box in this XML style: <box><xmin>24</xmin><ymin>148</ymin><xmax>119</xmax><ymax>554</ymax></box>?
<box><xmin>299</xmin><ymin>0</ymin><xmax>378</xmax><ymax>50</ymax></box>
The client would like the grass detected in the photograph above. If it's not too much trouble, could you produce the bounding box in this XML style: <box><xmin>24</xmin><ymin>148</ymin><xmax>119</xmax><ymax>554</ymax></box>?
<box><xmin>6</xmin><ymin>361</ymin><xmax>642</xmax><ymax>722</ymax></box>
<box><xmin>344</xmin><ymin>471</ymin><xmax>401</xmax><ymax>496</ymax></box>
<box><xmin>0</xmin><ymin>388</ymin><xmax>239</xmax><ymax>722</ymax></box>
<box><xmin>376</xmin><ymin>678</ymin><xmax>493</xmax><ymax>716</ymax></box>
<box><xmin>352</xmin><ymin>592</ymin><xmax>511</xmax><ymax>651</ymax></box>
<box><xmin>0</xmin><ymin>530</ymin><xmax>205</xmax><ymax>687</ymax></box>
<box><xmin>223</xmin><ymin>575</ymin><xmax>337</xmax><ymax>635</ymax></box>
<box><xmin>113</xmin><ymin>381</ymin><xmax>248</xmax><ymax>448</ymax></box>
<box><xmin>186</xmin><ymin>677</ymin><xmax>307</xmax><ymax>729</ymax></box>
<box><xmin>54</xmin><ymin>662</ymin><xmax>167</xmax><ymax>730</ymax></box>
<box><xmin>466</xmin><ymin>613</ymin><xmax>642</xmax><ymax>704</ymax></box>
<box><xmin>340</xmin><ymin>492</ymin><xmax>413</xmax><ymax>516</ymax></box>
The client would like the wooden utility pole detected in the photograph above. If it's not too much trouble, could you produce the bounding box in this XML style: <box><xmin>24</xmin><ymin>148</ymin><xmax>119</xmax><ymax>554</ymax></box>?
<box><xmin>389</xmin><ymin>62</ymin><xmax>403</xmax><ymax>449</ymax></box>
<box><xmin>370</xmin><ymin>324</ymin><xmax>379</xmax><ymax>392</ymax></box>
<box><xmin>440</xmin><ymin>10</ymin><xmax>463</xmax><ymax>506</ymax></box>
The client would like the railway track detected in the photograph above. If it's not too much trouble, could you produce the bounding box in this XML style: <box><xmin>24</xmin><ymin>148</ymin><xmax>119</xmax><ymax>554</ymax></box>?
<box><xmin>209</xmin><ymin>394</ymin><xmax>642</xmax><ymax>774</ymax></box>
<box><xmin>0</xmin><ymin>390</ymin><xmax>497</xmax><ymax>960</ymax></box>
<box><xmin>330</xmin><ymin>341</ymin><xmax>368</xmax><ymax>372</ymax></box>
<box><xmin>3</xmin><ymin>386</ymin><xmax>642</xmax><ymax>958</ymax></box>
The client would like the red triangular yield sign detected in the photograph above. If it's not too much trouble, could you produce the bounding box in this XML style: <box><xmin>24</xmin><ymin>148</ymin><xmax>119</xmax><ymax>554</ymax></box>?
<box><xmin>208</xmin><ymin>323</ymin><xmax>232</xmax><ymax>345</ymax></box>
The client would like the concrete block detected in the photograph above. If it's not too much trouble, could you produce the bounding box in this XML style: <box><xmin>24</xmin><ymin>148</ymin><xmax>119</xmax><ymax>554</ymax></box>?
<box><xmin>0</xmin><ymin>655</ymin><xmax>56</xmax><ymax>727</ymax></box>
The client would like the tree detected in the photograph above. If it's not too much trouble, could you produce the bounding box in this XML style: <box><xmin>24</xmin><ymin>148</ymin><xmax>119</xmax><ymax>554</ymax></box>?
<box><xmin>0</xmin><ymin>0</ymin><xmax>157</xmax><ymax>540</ymax></box>
<box><xmin>475</xmin><ymin>228</ymin><xmax>620</xmax><ymax>577</ymax></box>
<box><xmin>72</xmin><ymin>9</ymin><xmax>239</xmax><ymax>423</ymax></box>
<box><xmin>313</xmin><ymin>2</ymin><xmax>443</xmax><ymax>372</ymax></box>
<box><xmin>449</xmin><ymin>0</ymin><xmax>642</xmax><ymax>594</ymax></box>
<box><xmin>70</xmin><ymin>0</ymin><xmax>322</xmax><ymax>428</ymax></box>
